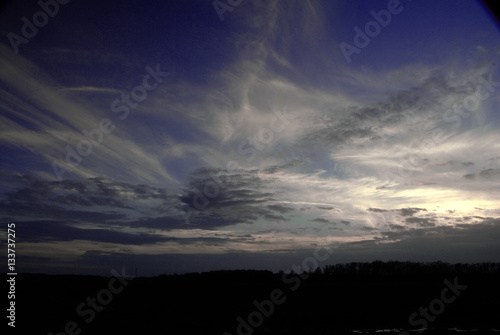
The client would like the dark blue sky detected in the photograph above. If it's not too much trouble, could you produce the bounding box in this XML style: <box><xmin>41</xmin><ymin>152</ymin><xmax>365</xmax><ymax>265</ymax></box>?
<box><xmin>1</xmin><ymin>0</ymin><xmax>500</xmax><ymax>276</ymax></box>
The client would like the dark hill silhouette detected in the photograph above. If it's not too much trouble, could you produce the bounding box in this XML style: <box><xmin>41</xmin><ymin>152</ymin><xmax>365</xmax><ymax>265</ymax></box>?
<box><xmin>13</xmin><ymin>261</ymin><xmax>500</xmax><ymax>334</ymax></box>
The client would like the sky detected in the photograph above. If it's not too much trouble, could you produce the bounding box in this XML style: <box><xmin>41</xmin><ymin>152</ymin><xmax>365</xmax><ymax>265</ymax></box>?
<box><xmin>0</xmin><ymin>0</ymin><xmax>500</xmax><ymax>276</ymax></box>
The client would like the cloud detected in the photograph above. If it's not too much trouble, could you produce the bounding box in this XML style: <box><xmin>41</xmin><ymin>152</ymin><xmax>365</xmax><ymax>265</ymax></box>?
<box><xmin>388</xmin><ymin>224</ymin><xmax>406</xmax><ymax>231</ymax></box>
<box><xmin>463</xmin><ymin>168</ymin><xmax>500</xmax><ymax>180</ymax></box>
<box><xmin>178</xmin><ymin>167</ymin><xmax>285</xmax><ymax>228</ymax></box>
<box><xmin>404</xmin><ymin>217</ymin><xmax>436</xmax><ymax>227</ymax></box>
<box><xmin>0</xmin><ymin>175</ymin><xmax>179</xmax><ymax>217</ymax></box>
<box><xmin>480</xmin><ymin>168</ymin><xmax>500</xmax><ymax>178</ymax></box>
<box><xmin>312</xmin><ymin>217</ymin><xmax>330</xmax><ymax>223</ymax></box>
<box><xmin>317</xmin><ymin>205</ymin><xmax>336</xmax><ymax>210</ymax></box>
<box><xmin>398</xmin><ymin>207</ymin><xmax>427</xmax><ymax>217</ymax></box>
<box><xmin>15</xmin><ymin>220</ymin><xmax>173</xmax><ymax>245</ymax></box>
<box><xmin>368</xmin><ymin>208</ymin><xmax>388</xmax><ymax>213</ymax></box>
<box><xmin>0</xmin><ymin>44</ymin><xmax>179</xmax><ymax>186</ymax></box>
<box><xmin>267</xmin><ymin>204</ymin><xmax>294</xmax><ymax>213</ymax></box>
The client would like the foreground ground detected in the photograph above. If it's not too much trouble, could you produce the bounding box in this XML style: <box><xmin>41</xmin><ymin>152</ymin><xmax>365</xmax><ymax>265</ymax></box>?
<box><xmin>12</xmin><ymin>262</ymin><xmax>500</xmax><ymax>334</ymax></box>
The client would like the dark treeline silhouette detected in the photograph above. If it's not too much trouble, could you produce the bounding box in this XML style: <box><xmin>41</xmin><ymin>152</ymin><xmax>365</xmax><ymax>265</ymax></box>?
<box><xmin>15</xmin><ymin>261</ymin><xmax>500</xmax><ymax>335</ymax></box>
<box><xmin>165</xmin><ymin>260</ymin><xmax>500</xmax><ymax>277</ymax></box>
<box><xmin>308</xmin><ymin>260</ymin><xmax>500</xmax><ymax>280</ymax></box>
